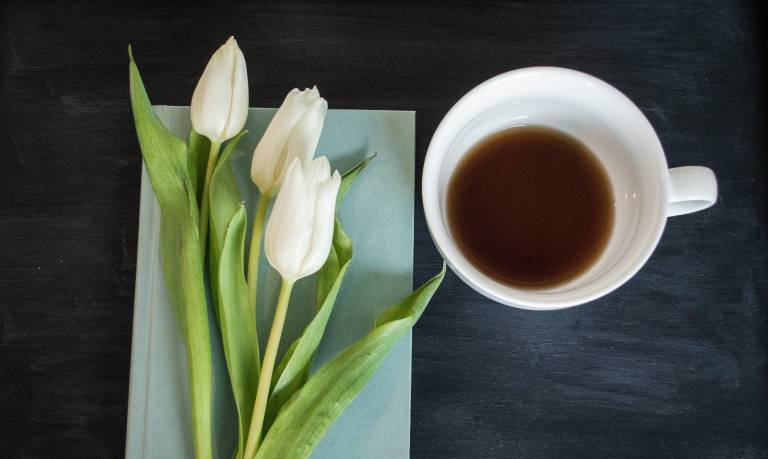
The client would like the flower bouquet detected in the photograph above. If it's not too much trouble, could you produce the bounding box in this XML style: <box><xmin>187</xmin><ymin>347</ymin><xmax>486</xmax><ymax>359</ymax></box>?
<box><xmin>128</xmin><ymin>37</ymin><xmax>444</xmax><ymax>459</ymax></box>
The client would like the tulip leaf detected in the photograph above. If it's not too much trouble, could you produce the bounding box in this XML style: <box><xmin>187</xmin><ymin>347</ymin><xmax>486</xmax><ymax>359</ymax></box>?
<box><xmin>270</xmin><ymin>340</ymin><xmax>299</xmax><ymax>389</ymax></box>
<box><xmin>209</xmin><ymin>129</ymin><xmax>249</xmax><ymax>295</ymax></box>
<box><xmin>188</xmin><ymin>129</ymin><xmax>210</xmax><ymax>206</ymax></box>
<box><xmin>129</xmin><ymin>49</ymin><xmax>213</xmax><ymax>459</ymax></box>
<box><xmin>210</xmin><ymin>130</ymin><xmax>248</xmax><ymax>256</ymax></box>
<box><xmin>315</xmin><ymin>218</ymin><xmax>352</xmax><ymax>310</ymax></box>
<box><xmin>314</xmin><ymin>239</ymin><xmax>340</xmax><ymax>312</ymax></box>
<box><xmin>336</xmin><ymin>153</ymin><xmax>376</xmax><ymax>204</ymax></box>
<box><xmin>264</xmin><ymin>219</ymin><xmax>352</xmax><ymax>432</ymax></box>
<box><xmin>255</xmin><ymin>265</ymin><xmax>446</xmax><ymax>459</ymax></box>
<box><xmin>206</xmin><ymin>130</ymin><xmax>258</xmax><ymax>459</ymax></box>
<box><xmin>218</xmin><ymin>206</ymin><xmax>260</xmax><ymax>459</ymax></box>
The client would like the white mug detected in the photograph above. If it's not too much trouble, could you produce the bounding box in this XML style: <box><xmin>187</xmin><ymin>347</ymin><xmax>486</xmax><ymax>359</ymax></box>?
<box><xmin>422</xmin><ymin>67</ymin><xmax>718</xmax><ymax>310</ymax></box>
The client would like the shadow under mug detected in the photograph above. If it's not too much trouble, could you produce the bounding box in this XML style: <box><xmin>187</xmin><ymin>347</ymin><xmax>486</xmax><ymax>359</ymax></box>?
<box><xmin>422</xmin><ymin>67</ymin><xmax>718</xmax><ymax>310</ymax></box>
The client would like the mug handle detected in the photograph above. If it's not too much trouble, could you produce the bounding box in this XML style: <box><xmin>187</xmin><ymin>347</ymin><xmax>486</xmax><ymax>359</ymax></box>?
<box><xmin>667</xmin><ymin>166</ymin><xmax>718</xmax><ymax>217</ymax></box>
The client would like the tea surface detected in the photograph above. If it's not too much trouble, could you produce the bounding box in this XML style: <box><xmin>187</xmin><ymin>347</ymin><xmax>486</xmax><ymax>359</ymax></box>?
<box><xmin>447</xmin><ymin>125</ymin><xmax>614</xmax><ymax>288</ymax></box>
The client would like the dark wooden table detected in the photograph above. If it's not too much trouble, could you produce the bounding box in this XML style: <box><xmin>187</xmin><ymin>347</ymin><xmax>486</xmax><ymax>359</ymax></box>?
<box><xmin>1</xmin><ymin>1</ymin><xmax>766</xmax><ymax>457</ymax></box>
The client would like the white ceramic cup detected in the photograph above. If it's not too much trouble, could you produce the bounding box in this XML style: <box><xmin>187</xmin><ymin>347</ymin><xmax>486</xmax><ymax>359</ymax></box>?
<box><xmin>422</xmin><ymin>67</ymin><xmax>718</xmax><ymax>310</ymax></box>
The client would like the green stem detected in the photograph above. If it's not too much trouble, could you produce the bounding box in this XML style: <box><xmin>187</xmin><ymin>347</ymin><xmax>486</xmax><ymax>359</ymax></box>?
<box><xmin>186</xmin><ymin>323</ymin><xmax>213</xmax><ymax>459</ymax></box>
<box><xmin>243</xmin><ymin>279</ymin><xmax>295</xmax><ymax>459</ymax></box>
<box><xmin>198</xmin><ymin>140</ymin><xmax>222</xmax><ymax>255</ymax></box>
<box><xmin>184</xmin><ymin>237</ymin><xmax>214</xmax><ymax>459</ymax></box>
<box><xmin>246</xmin><ymin>194</ymin><xmax>270</xmax><ymax>309</ymax></box>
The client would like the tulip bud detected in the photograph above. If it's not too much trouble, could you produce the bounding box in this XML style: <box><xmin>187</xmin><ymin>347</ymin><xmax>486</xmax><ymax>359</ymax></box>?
<box><xmin>250</xmin><ymin>87</ymin><xmax>327</xmax><ymax>196</ymax></box>
<box><xmin>264</xmin><ymin>157</ymin><xmax>340</xmax><ymax>282</ymax></box>
<box><xmin>191</xmin><ymin>36</ymin><xmax>249</xmax><ymax>142</ymax></box>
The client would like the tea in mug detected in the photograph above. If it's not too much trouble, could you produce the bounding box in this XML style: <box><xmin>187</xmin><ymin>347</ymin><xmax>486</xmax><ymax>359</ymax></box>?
<box><xmin>447</xmin><ymin>125</ymin><xmax>614</xmax><ymax>288</ymax></box>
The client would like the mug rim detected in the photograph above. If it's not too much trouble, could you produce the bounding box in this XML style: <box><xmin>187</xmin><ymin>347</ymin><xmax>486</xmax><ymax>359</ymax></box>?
<box><xmin>422</xmin><ymin>66</ymin><xmax>669</xmax><ymax>310</ymax></box>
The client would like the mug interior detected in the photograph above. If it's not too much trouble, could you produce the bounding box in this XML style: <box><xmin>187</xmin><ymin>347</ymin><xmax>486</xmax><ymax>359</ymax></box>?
<box><xmin>425</xmin><ymin>68</ymin><xmax>668</xmax><ymax>309</ymax></box>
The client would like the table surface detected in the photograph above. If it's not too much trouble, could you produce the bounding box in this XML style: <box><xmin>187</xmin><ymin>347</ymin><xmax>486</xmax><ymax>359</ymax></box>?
<box><xmin>1</xmin><ymin>1</ymin><xmax>766</xmax><ymax>457</ymax></box>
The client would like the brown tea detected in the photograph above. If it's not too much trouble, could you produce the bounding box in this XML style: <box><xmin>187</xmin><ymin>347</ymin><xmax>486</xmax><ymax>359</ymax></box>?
<box><xmin>447</xmin><ymin>125</ymin><xmax>614</xmax><ymax>288</ymax></box>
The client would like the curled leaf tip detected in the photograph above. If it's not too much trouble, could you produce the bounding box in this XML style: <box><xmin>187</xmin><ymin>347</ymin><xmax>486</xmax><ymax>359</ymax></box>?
<box><xmin>128</xmin><ymin>44</ymin><xmax>134</xmax><ymax>62</ymax></box>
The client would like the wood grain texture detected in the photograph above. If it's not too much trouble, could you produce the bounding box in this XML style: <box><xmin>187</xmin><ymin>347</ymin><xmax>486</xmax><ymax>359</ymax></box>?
<box><xmin>0</xmin><ymin>1</ymin><xmax>765</xmax><ymax>457</ymax></box>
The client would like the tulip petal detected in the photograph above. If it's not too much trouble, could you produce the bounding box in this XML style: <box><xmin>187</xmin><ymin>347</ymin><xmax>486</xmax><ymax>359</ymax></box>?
<box><xmin>299</xmin><ymin>169</ymin><xmax>340</xmax><ymax>278</ymax></box>
<box><xmin>304</xmin><ymin>156</ymin><xmax>332</xmax><ymax>209</ymax></box>
<box><xmin>265</xmin><ymin>159</ymin><xmax>312</xmax><ymax>281</ymax></box>
<box><xmin>295</xmin><ymin>157</ymin><xmax>329</xmax><ymax>259</ymax></box>
<box><xmin>221</xmin><ymin>38</ymin><xmax>249</xmax><ymax>141</ymax></box>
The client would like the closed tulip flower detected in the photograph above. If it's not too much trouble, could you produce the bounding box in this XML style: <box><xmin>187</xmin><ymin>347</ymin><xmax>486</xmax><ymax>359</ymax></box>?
<box><xmin>191</xmin><ymin>36</ymin><xmax>249</xmax><ymax>253</ymax></box>
<box><xmin>250</xmin><ymin>87</ymin><xmax>328</xmax><ymax>196</ymax></box>
<box><xmin>243</xmin><ymin>156</ymin><xmax>340</xmax><ymax>458</ymax></box>
<box><xmin>265</xmin><ymin>156</ymin><xmax>340</xmax><ymax>281</ymax></box>
<box><xmin>191</xmin><ymin>36</ymin><xmax>249</xmax><ymax>143</ymax></box>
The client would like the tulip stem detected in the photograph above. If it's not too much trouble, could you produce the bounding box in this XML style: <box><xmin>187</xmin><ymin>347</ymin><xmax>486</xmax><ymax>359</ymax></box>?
<box><xmin>198</xmin><ymin>140</ymin><xmax>221</xmax><ymax>255</ymax></box>
<box><xmin>246</xmin><ymin>194</ymin><xmax>270</xmax><ymax>309</ymax></box>
<box><xmin>244</xmin><ymin>278</ymin><xmax>294</xmax><ymax>459</ymax></box>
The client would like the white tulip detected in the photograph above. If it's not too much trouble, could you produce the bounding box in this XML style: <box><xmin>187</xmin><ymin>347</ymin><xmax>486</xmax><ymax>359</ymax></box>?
<box><xmin>264</xmin><ymin>157</ymin><xmax>340</xmax><ymax>282</ymax></box>
<box><xmin>250</xmin><ymin>87</ymin><xmax>328</xmax><ymax>196</ymax></box>
<box><xmin>191</xmin><ymin>36</ymin><xmax>249</xmax><ymax>142</ymax></box>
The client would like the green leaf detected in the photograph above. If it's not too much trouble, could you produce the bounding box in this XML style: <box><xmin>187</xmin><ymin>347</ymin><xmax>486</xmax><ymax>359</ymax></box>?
<box><xmin>217</xmin><ymin>206</ymin><xmax>260</xmax><ymax>459</ymax></box>
<box><xmin>187</xmin><ymin>129</ymin><xmax>210</xmax><ymax>207</ymax></box>
<box><xmin>336</xmin><ymin>153</ymin><xmax>376</xmax><ymax>204</ymax></box>
<box><xmin>208</xmin><ymin>129</ymin><xmax>249</xmax><ymax>305</ymax></box>
<box><xmin>209</xmin><ymin>130</ymin><xmax>249</xmax><ymax>262</ymax></box>
<box><xmin>314</xmin><ymin>241</ymin><xmax>340</xmax><ymax>312</ymax></box>
<box><xmin>129</xmin><ymin>48</ymin><xmax>213</xmax><ymax>459</ymax></box>
<box><xmin>270</xmin><ymin>339</ymin><xmax>299</xmax><ymax>388</ymax></box>
<box><xmin>205</xmin><ymin>131</ymin><xmax>255</xmax><ymax>459</ymax></box>
<box><xmin>315</xmin><ymin>218</ymin><xmax>352</xmax><ymax>309</ymax></box>
<box><xmin>263</xmin><ymin>220</ymin><xmax>352</xmax><ymax>432</ymax></box>
<box><xmin>255</xmin><ymin>265</ymin><xmax>446</xmax><ymax>459</ymax></box>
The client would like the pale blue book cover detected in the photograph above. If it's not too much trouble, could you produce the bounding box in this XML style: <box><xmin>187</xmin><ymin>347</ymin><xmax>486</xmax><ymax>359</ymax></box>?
<box><xmin>126</xmin><ymin>107</ymin><xmax>415</xmax><ymax>458</ymax></box>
